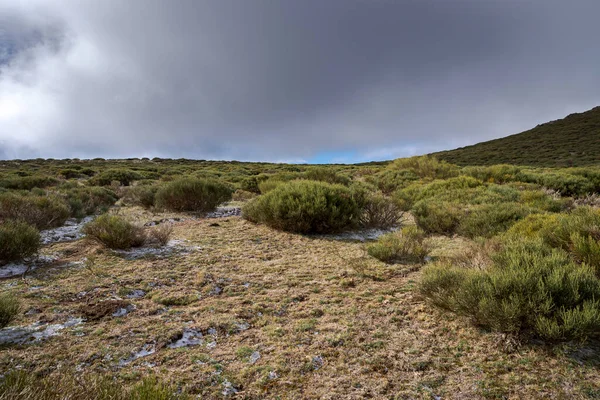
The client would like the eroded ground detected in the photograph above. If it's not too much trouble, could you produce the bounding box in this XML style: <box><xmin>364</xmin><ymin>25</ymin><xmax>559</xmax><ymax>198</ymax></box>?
<box><xmin>1</xmin><ymin>210</ymin><xmax>599</xmax><ymax>399</ymax></box>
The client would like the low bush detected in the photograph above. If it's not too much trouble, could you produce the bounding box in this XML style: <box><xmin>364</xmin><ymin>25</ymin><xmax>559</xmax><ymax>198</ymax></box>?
<box><xmin>0</xmin><ymin>220</ymin><xmax>40</xmax><ymax>264</ymax></box>
<box><xmin>420</xmin><ymin>239</ymin><xmax>600</xmax><ymax>341</ymax></box>
<box><xmin>392</xmin><ymin>176</ymin><xmax>482</xmax><ymax>210</ymax></box>
<box><xmin>359</xmin><ymin>194</ymin><xmax>404</xmax><ymax>229</ymax></box>
<box><xmin>517</xmin><ymin>171</ymin><xmax>594</xmax><ymax>196</ymax></box>
<box><xmin>155</xmin><ymin>178</ymin><xmax>232</xmax><ymax>212</ymax></box>
<box><xmin>0</xmin><ymin>293</ymin><xmax>20</xmax><ymax>328</ymax></box>
<box><xmin>146</xmin><ymin>224</ymin><xmax>173</xmax><ymax>247</ymax></box>
<box><xmin>367</xmin><ymin>168</ymin><xmax>420</xmax><ymax>194</ymax></box>
<box><xmin>505</xmin><ymin>207</ymin><xmax>600</xmax><ymax>273</ymax></box>
<box><xmin>65</xmin><ymin>187</ymin><xmax>119</xmax><ymax>218</ymax></box>
<box><xmin>389</xmin><ymin>155</ymin><xmax>459</xmax><ymax>179</ymax></box>
<box><xmin>243</xmin><ymin>180</ymin><xmax>361</xmax><ymax>233</ymax></box>
<box><xmin>462</xmin><ymin>164</ymin><xmax>521</xmax><ymax>184</ymax></box>
<box><xmin>121</xmin><ymin>186</ymin><xmax>158</xmax><ymax>209</ymax></box>
<box><xmin>303</xmin><ymin>167</ymin><xmax>351</xmax><ymax>186</ymax></box>
<box><xmin>0</xmin><ymin>175</ymin><xmax>58</xmax><ymax>190</ymax></box>
<box><xmin>91</xmin><ymin>169</ymin><xmax>143</xmax><ymax>186</ymax></box>
<box><xmin>232</xmin><ymin>189</ymin><xmax>256</xmax><ymax>202</ymax></box>
<box><xmin>412</xmin><ymin>200</ymin><xmax>463</xmax><ymax>234</ymax></box>
<box><xmin>367</xmin><ymin>226</ymin><xmax>429</xmax><ymax>263</ymax></box>
<box><xmin>83</xmin><ymin>214</ymin><xmax>146</xmax><ymax>249</ymax></box>
<box><xmin>0</xmin><ymin>192</ymin><xmax>70</xmax><ymax>230</ymax></box>
<box><xmin>457</xmin><ymin>203</ymin><xmax>531</xmax><ymax>238</ymax></box>
<box><xmin>519</xmin><ymin>189</ymin><xmax>569</xmax><ymax>212</ymax></box>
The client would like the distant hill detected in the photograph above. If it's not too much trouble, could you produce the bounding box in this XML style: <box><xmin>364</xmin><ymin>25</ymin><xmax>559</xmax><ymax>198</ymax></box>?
<box><xmin>433</xmin><ymin>106</ymin><xmax>600</xmax><ymax>167</ymax></box>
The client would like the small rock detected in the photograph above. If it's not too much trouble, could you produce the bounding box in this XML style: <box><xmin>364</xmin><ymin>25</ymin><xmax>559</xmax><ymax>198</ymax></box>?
<box><xmin>312</xmin><ymin>355</ymin><xmax>324</xmax><ymax>370</ymax></box>
<box><xmin>249</xmin><ymin>351</ymin><xmax>260</xmax><ymax>364</ymax></box>
<box><xmin>221</xmin><ymin>379</ymin><xmax>238</xmax><ymax>396</ymax></box>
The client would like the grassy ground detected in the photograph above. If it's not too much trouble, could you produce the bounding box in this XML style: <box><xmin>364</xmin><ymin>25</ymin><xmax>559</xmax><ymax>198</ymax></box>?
<box><xmin>1</xmin><ymin>209</ymin><xmax>599</xmax><ymax>399</ymax></box>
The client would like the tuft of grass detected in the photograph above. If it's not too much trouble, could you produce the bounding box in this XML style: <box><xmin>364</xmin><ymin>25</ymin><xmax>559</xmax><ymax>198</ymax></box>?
<box><xmin>146</xmin><ymin>224</ymin><xmax>173</xmax><ymax>247</ymax></box>
<box><xmin>367</xmin><ymin>226</ymin><xmax>429</xmax><ymax>264</ymax></box>
<box><xmin>83</xmin><ymin>214</ymin><xmax>146</xmax><ymax>250</ymax></box>
<box><xmin>0</xmin><ymin>293</ymin><xmax>20</xmax><ymax>328</ymax></box>
<box><xmin>0</xmin><ymin>220</ymin><xmax>40</xmax><ymax>264</ymax></box>
<box><xmin>0</xmin><ymin>371</ymin><xmax>186</xmax><ymax>400</ymax></box>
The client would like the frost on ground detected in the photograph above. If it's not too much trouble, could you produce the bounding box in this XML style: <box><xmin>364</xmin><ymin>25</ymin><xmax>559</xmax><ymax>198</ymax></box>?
<box><xmin>40</xmin><ymin>216</ymin><xmax>95</xmax><ymax>245</ymax></box>
<box><xmin>0</xmin><ymin>317</ymin><xmax>83</xmax><ymax>346</ymax></box>
<box><xmin>316</xmin><ymin>227</ymin><xmax>399</xmax><ymax>242</ymax></box>
<box><xmin>0</xmin><ymin>255</ymin><xmax>59</xmax><ymax>279</ymax></box>
<box><xmin>114</xmin><ymin>239</ymin><xmax>201</xmax><ymax>260</ymax></box>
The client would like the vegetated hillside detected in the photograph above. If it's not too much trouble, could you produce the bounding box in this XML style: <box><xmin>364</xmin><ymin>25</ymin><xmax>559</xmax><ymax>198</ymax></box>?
<box><xmin>434</xmin><ymin>106</ymin><xmax>600</xmax><ymax>167</ymax></box>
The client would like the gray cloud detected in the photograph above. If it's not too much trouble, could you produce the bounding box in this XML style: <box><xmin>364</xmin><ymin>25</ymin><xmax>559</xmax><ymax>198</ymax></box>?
<box><xmin>0</xmin><ymin>0</ymin><xmax>599</xmax><ymax>162</ymax></box>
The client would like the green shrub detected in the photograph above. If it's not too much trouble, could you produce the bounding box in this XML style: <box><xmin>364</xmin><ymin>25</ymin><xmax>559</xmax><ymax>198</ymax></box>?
<box><xmin>462</xmin><ymin>165</ymin><xmax>521</xmax><ymax>184</ymax></box>
<box><xmin>121</xmin><ymin>186</ymin><xmax>158</xmax><ymax>209</ymax></box>
<box><xmin>0</xmin><ymin>175</ymin><xmax>58</xmax><ymax>190</ymax></box>
<box><xmin>359</xmin><ymin>193</ymin><xmax>404</xmax><ymax>229</ymax></box>
<box><xmin>517</xmin><ymin>171</ymin><xmax>594</xmax><ymax>196</ymax></box>
<box><xmin>367</xmin><ymin>226</ymin><xmax>429</xmax><ymax>263</ymax></box>
<box><xmin>0</xmin><ymin>293</ymin><xmax>20</xmax><ymax>328</ymax></box>
<box><xmin>258</xmin><ymin>179</ymin><xmax>285</xmax><ymax>194</ymax></box>
<box><xmin>65</xmin><ymin>187</ymin><xmax>119</xmax><ymax>218</ymax></box>
<box><xmin>92</xmin><ymin>169</ymin><xmax>143</xmax><ymax>186</ymax></box>
<box><xmin>83</xmin><ymin>214</ymin><xmax>146</xmax><ymax>249</ymax></box>
<box><xmin>368</xmin><ymin>169</ymin><xmax>420</xmax><ymax>194</ymax></box>
<box><xmin>303</xmin><ymin>167</ymin><xmax>351</xmax><ymax>186</ymax></box>
<box><xmin>243</xmin><ymin>180</ymin><xmax>361</xmax><ymax>233</ymax></box>
<box><xmin>155</xmin><ymin>178</ymin><xmax>232</xmax><ymax>212</ymax></box>
<box><xmin>420</xmin><ymin>239</ymin><xmax>600</xmax><ymax>341</ymax></box>
<box><xmin>0</xmin><ymin>220</ymin><xmax>40</xmax><ymax>263</ymax></box>
<box><xmin>392</xmin><ymin>176</ymin><xmax>482</xmax><ymax>210</ymax></box>
<box><xmin>519</xmin><ymin>189</ymin><xmax>569</xmax><ymax>212</ymax></box>
<box><xmin>0</xmin><ymin>192</ymin><xmax>70</xmax><ymax>230</ymax></box>
<box><xmin>412</xmin><ymin>200</ymin><xmax>463</xmax><ymax>234</ymax></box>
<box><xmin>505</xmin><ymin>207</ymin><xmax>600</xmax><ymax>273</ymax></box>
<box><xmin>232</xmin><ymin>189</ymin><xmax>256</xmax><ymax>202</ymax></box>
<box><xmin>457</xmin><ymin>203</ymin><xmax>531</xmax><ymax>238</ymax></box>
<box><xmin>389</xmin><ymin>155</ymin><xmax>459</xmax><ymax>179</ymax></box>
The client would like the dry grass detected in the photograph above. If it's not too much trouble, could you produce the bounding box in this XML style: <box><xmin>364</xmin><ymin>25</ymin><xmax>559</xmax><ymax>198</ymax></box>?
<box><xmin>1</xmin><ymin>209</ymin><xmax>599</xmax><ymax>399</ymax></box>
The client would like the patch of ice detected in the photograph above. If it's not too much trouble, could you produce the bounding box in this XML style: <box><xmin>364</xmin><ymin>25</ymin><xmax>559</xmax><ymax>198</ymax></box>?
<box><xmin>312</xmin><ymin>355</ymin><xmax>324</xmax><ymax>370</ymax></box>
<box><xmin>114</xmin><ymin>240</ymin><xmax>201</xmax><ymax>260</ymax></box>
<box><xmin>40</xmin><ymin>216</ymin><xmax>94</xmax><ymax>245</ymax></box>
<box><xmin>0</xmin><ymin>254</ymin><xmax>60</xmax><ymax>279</ymax></box>
<box><xmin>118</xmin><ymin>344</ymin><xmax>156</xmax><ymax>366</ymax></box>
<box><xmin>167</xmin><ymin>329</ymin><xmax>204</xmax><ymax>349</ymax></box>
<box><xmin>234</xmin><ymin>321</ymin><xmax>250</xmax><ymax>332</ymax></box>
<box><xmin>0</xmin><ymin>317</ymin><xmax>84</xmax><ymax>345</ymax></box>
<box><xmin>221</xmin><ymin>379</ymin><xmax>238</xmax><ymax>396</ymax></box>
<box><xmin>206</xmin><ymin>207</ymin><xmax>241</xmax><ymax>219</ymax></box>
<box><xmin>126</xmin><ymin>289</ymin><xmax>146</xmax><ymax>299</ymax></box>
<box><xmin>317</xmin><ymin>227</ymin><xmax>399</xmax><ymax>242</ymax></box>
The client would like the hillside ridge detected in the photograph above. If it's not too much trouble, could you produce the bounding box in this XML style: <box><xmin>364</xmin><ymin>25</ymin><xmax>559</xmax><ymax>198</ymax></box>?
<box><xmin>433</xmin><ymin>106</ymin><xmax>600</xmax><ymax>167</ymax></box>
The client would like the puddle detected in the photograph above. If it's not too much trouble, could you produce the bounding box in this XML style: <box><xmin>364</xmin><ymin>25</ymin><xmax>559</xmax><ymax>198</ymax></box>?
<box><xmin>316</xmin><ymin>227</ymin><xmax>399</xmax><ymax>242</ymax></box>
<box><xmin>206</xmin><ymin>207</ymin><xmax>241</xmax><ymax>219</ymax></box>
<box><xmin>0</xmin><ymin>254</ymin><xmax>60</xmax><ymax>279</ymax></box>
<box><xmin>126</xmin><ymin>289</ymin><xmax>146</xmax><ymax>299</ymax></box>
<box><xmin>118</xmin><ymin>344</ymin><xmax>156</xmax><ymax>366</ymax></box>
<box><xmin>40</xmin><ymin>216</ymin><xmax>95</xmax><ymax>245</ymax></box>
<box><xmin>0</xmin><ymin>317</ymin><xmax>84</xmax><ymax>346</ymax></box>
<box><xmin>114</xmin><ymin>240</ymin><xmax>201</xmax><ymax>260</ymax></box>
<box><xmin>167</xmin><ymin>328</ymin><xmax>204</xmax><ymax>349</ymax></box>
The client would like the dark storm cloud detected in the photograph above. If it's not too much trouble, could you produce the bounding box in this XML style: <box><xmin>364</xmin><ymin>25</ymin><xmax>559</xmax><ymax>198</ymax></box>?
<box><xmin>1</xmin><ymin>0</ymin><xmax>599</xmax><ymax>162</ymax></box>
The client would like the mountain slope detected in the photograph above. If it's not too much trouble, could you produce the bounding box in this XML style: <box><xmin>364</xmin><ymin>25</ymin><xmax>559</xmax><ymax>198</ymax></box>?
<box><xmin>433</xmin><ymin>106</ymin><xmax>600</xmax><ymax>167</ymax></box>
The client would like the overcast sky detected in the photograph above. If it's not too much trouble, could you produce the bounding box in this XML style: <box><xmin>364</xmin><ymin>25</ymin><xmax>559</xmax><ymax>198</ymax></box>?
<box><xmin>0</xmin><ymin>1</ymin><xmax>599</xmax><ymax>163</ymax></box>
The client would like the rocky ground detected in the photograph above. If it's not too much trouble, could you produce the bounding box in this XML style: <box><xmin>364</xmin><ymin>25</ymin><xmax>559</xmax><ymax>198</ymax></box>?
<box><xmin>1</xmin><ymin>208</ymin><xmax>599</xmax><ymax>399</ymax></box>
